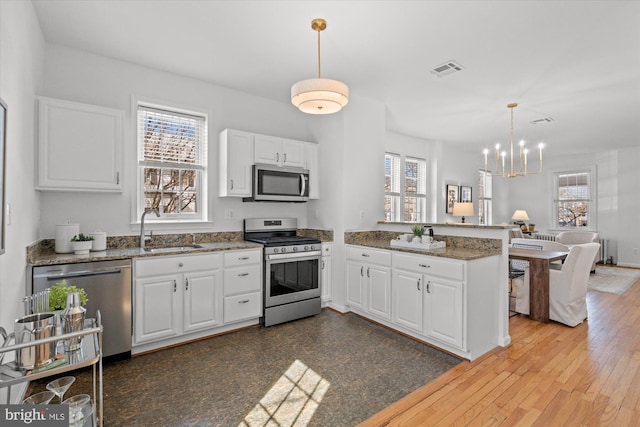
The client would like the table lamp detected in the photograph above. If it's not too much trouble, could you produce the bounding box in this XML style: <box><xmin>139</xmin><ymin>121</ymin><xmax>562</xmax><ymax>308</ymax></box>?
<box><xmin>512</xmin><ymin>210</ymin><xmax>529</xmax><ymax>225</ymax></box>
<box><xmin>452</xmin><ymin>202</ymin><xmax>474</xmax><ymax>223</ymax></box>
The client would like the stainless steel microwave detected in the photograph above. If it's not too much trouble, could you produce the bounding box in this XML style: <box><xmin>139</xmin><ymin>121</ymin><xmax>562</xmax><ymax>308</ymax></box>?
<box><xmin>243</xmin><ymin>163</ymin><xmax>310</xmax><ymax>202</ymax></box>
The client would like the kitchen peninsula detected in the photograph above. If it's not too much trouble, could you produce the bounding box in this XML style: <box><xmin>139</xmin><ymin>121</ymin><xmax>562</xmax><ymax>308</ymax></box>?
<box><xmin>343</xmin><ymin>223</ymin><xmax>512</xmax><ymax>361</ymax></box>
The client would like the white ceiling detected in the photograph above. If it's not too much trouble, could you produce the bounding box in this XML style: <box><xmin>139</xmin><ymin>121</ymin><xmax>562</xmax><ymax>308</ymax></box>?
<box><xmin>31</xmin><ymin>0</ymin><xmax>640</xmax><ymax>157</ymax></box>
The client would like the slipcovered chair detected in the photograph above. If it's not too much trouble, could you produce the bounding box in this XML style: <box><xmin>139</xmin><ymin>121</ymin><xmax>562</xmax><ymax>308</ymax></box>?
<box><xmin>510</xmin><ymin>239</ymin><xmax>569</xmax><ymax>315</ymax></box>
<box><xmin>555</xmin><ymin>231</ymin><xmax>599</xmax><ymax>272</ymax></box>
<box><xmin>513</xmin><ymin>242</ymin><xmax>600</xmax><ymax>326</ymax></box>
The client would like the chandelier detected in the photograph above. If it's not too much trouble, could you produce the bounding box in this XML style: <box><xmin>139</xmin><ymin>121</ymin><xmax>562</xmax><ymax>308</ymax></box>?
<box><xmin>291</xmin><ymin>18</ymin><xmax>349</xmax><ymax>114</ymax></box>
<box><xmin>483</xmin><ymin>103</ymin><xmax>544</xmax><ymax>177</ymax></box>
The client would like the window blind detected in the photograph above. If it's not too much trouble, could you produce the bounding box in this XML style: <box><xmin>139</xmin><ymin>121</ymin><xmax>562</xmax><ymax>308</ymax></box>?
<box><xmin>137</xmin><ymin>105</ymin><xmax>207</xmax><ymax>170</ymax></box>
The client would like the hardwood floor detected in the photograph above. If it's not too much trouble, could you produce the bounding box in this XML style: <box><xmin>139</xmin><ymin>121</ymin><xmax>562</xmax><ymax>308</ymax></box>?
<box><xmin>361</xmin><ymin>274</ymin><xmax>640</xmax><ymax>426</ymax></box>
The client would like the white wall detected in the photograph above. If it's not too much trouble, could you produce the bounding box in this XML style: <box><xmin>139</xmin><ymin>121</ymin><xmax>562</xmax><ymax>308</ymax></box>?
<box><xmin>39</xmin><ymin>43</ymin><xmax>314</xmax><ymax>238</ymax></box>
<box><xmin>505</xmin><ymin>146</ymin><xmax>640</xmax><ymax>267</ymax></box>
<box><xmin>438</xmin><ymin>145</ymin><xmax>483</xmax><ymax>224</ymax></box>
<box><xmin>0</xmin><ymin>1</ymin><xmax>44</xmax><ymax>400</ymax></box>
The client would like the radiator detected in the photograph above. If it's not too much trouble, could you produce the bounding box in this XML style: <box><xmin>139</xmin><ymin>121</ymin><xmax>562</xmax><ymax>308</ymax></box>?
<box><xmin>533</xmin><ymin>234</ymin><xmax>556</xmax><ymax>242</ymax></box>
<box><xmin>532</xmin><ymin>234</ymin><xmax>609</xmax><ymax>263</ymax></box>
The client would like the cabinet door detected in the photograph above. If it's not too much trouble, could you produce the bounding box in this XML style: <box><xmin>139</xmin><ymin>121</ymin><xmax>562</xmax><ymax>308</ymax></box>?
<box><xmin>183</xmin><ymin>270</ymin><xmax>223</xmax><ymax>333</ymax></box>
<box><xmin>392</xmin><ymin>270</ymin><xmax>424</xmax><ymax>333</ymax></box>
<box><xmin>219</xmin><ymin>130</ymin><xmax>253</xmax><ymax>197</ymax></box>
<box><xmin>367</xmin><ymin>265</ymin><xmax>391</xmax><ymax>320</ymax></box>
<box><xmin>254</xmin><ymin>134</ymin><xmax>281</xmax><ymax>165</ymax></box>
<box><xmin>321</xmin><ymin>256</ymin><xmax>332</xmax><ymax>302</ymax></box>
<box><xmin>424</xmin><ymin>277</ymin><xmax>463</xmax><ymax>349</ymax></box>
<box><xmin>37</xmin><ymin>97</ymin><xmax>123</xmax><ymax>192</ymax></box>
<box><xmin>281</xmin><ymin>139</ymin><xmax>306</xmax><ymax>168</ymax></box>
<box><xmin>306</xmin><ymin>143</ymin><xmax>319</xmax><ymax>199</ymax></box>
<box><xmin>134</xmin><ymin>275</ymin><xmax>180</xmax><ymax>344</ymax></box>
<box><xmin>346</xmin><ymin>260</ymin><xmax>365</xmax><ymax>309</ymax></box>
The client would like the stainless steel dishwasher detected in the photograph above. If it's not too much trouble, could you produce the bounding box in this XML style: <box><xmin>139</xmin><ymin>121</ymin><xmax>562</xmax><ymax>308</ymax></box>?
<box><xmin>32</xmin><ymin>259</ymin><xmax>132</xmax><ymax>361</ymax></box>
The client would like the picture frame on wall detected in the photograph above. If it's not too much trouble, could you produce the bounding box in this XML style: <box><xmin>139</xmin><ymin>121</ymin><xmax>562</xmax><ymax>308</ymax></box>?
<box><xmin>446</xmin><ymin>184</ymin><xmax>459</xmax><ymax>214</ymax></box>
<box><xmin>0</xmin><ymin>97</ymin><xmax>6</xmax><ymax>255</ymax></box>
<box><xmin>460</xmin><ymin>186</ymin><xmax>472</xmax><ymax>203</ymax></box>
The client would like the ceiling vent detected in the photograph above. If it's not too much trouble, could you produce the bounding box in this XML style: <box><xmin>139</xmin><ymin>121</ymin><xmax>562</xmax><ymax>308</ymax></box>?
<box><xmin>530</xmin><ymin>117</ymin><xmax>554</xmax><ymax>124</ymax></box>
<box><xmin>430</xmin><ymin>60</ymin><xmax>464</xmax><ymax>77</ymax></box>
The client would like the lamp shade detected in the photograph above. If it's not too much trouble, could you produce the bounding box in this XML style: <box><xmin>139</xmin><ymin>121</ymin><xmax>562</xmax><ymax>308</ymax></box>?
<box><xmin>291</xmin><ymin>78</ymin><xmax>349</xmax><ymax>114</ymax></box>
<box><xmin>512</xmin><ymin>210</ymin><xmax>530</xmax><ymax>221</ymax></box>
<box><xmin>453</xmin><ymin>202</ymin><xmax>474</xmax><ymax>217</ymax></box>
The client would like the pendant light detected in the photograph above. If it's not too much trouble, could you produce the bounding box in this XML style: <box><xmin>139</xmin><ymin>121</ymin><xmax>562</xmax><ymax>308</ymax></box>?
<box><xmin>483</xmin><ymin>103</ymin><xmax>544</xmax><ymax>177</ymax></box>
<box><xmin>291</xmin><ymin>18</ymin><xmax>349</xmax><ymax>114</ymax></box>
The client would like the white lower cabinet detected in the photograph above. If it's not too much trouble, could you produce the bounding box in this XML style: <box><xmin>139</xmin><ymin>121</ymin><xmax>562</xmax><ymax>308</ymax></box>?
<box><xmin>346</xmin><ymin>246</ymin><xmax>392</xmax><ymax>321</ymax></box>
<box><xmin>391</xmin><ymin>270</ymin><xmax>424</xmax><ymax>333</ymax></box>
<box><xmin>134</xmin><ymin>253</ymin><xmax>222</xmax><ymax>345</ymax></box>
<box><xmin>424</xmin><ymin>277</ymin><xmax>463</xmax><ymax>348</ymax></box>
<box><xmin>134</xmin><ymin>248</ymin><xmax>262</xmax><ymax>351</ymax></box>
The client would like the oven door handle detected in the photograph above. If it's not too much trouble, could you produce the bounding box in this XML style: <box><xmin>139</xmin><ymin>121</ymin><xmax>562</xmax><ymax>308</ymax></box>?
<box><xmin>265</xmin><ymin>251</ymin><xmax>322</xmax><ymax>262</ymax></box>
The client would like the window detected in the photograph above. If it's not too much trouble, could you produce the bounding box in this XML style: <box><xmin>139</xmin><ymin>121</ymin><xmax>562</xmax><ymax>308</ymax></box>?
<box><xmin>384</xmin><ymin>153</ymin><xmax>427</xmax><ymax>222</ymax></box>
<box><xmin>554</xmin><ymin>171</ymin><xmax>591</xmax><ymax>228</ymax></box>
<box><xmin>137</xmin><ymin>104</ymin><xmax>208</xmax><ymax>221</ymax></box>
<box><xmin>478</xmin><ymin>170</ymin><xmax>492</xmax><ymax>225</ymax></box>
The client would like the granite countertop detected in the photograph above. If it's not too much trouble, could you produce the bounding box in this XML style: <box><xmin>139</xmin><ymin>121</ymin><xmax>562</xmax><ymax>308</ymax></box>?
<box><xmin>28</xmin><ymin>241</ymin><xmax>263</xmax><ymax>267</ymax></box>
<box><xmin>344</xmin><ymin>230</ymin><xmax>502</xmax><ymax>261</ymax></box>
<box><xmin>348</xmin><ymin>238</ymin><xmax>500</xmax><ymax>261</ymax></box>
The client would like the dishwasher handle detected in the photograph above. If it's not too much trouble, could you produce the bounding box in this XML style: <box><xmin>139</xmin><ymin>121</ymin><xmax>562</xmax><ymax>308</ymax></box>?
<box><xmin>43</xmin><ymin>268</ymin><xmax>124</xmax><ymax>281</ymax></box>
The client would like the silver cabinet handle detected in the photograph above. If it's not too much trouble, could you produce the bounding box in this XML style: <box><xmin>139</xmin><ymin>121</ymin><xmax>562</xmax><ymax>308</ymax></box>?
<box><xmin>362</xmin><ymin>253</ymin><xmax>371</xmax><ymax>258</ymax></box>
<box><xmin>239</xmin><ymin>256</ymin><xmax>250</xmax><ymax>260</ymax></box>
<box><xmin>360</xmin><ymin>266</ymin><xmax>364</xmax><ymax>276</ymax></box>
<box><xmin>321</xmin><ymin>260</ymin><xmax>325</xmax><ymax>270</ymax></box>
<box><xmin>238</xmin><ymin>272</ymin><xmax>249</xmax><ymax>277</ymax></box>
<box><xmin>367</xmin><ymin>267</ymin><xmax>370</xmax><ymax>278</ymax></box>
<box><xmin>238</xmin><ymin>299</ymin><xmax>250</xmax><ymax>304</ymax></box>
<box><xmin>116</xmin><ymin>171</ymin><xmax>120</xmax><ymax>185</ymax></box>
<box><xmin>417</xmin><ymin>278</ymin><xmax>421</xmax><ymax>291</ymax></box>
<box><xmin>419</xmin><ymin>263</ymin><xmax>430</xmax><ymax>268</ymax></box>
<box><xmin>300</xmin><ymin>173</ymin><xmax>306</xmax><ymax>196</ymax></box>
<box><xmin>185</xmin><ymin>278</ymin><xmax>189</xmax><ymax>291</ymax></box>
<box><xmin>230</xmin><ymin>179</ymin><xmax>234</xmax><ymax>190</ymax></box>
<box><xmin>276</xmin><ymin>152</ymin><xmax>280</xmax><ymax>163</ymax></box>
<box><xmin>283</xmin><ymin>153</ymin><xmax>287</xmax><ymax>163</ymax></box>
<box><xmin>426</xmin><ymin>281</ymin><xmax>431</xmax><ymax>293</ymax></box>
<box><xmin>173</xmin><ymin>280</ymin><xmax>177</xmax><ymax>292</ymax></box>
<box><xmin>178</xmin><ymin>262</ymin><xmax>184</xmax><ymax>267</ymax></box>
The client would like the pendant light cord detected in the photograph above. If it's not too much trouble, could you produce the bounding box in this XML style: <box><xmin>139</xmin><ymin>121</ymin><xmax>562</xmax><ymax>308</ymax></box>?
<box><xmin>317</xmin><ymin>27</ymin><xmax>322</xmax><ymax>78</ymax></box>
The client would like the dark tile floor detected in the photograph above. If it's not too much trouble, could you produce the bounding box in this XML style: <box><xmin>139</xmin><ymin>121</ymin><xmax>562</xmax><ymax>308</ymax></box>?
<box><xmin>32</xmin><ymin>310</ymin><xmax>461</xmax><ymax>426</ymax></box>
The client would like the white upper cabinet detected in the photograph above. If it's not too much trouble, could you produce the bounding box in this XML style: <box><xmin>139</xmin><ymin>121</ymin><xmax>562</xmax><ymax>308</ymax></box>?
<box><xmin>219</xmin><ymin>129</ymin><xmax>254</xmax><ymax>197</ymax></box>
<box><xmin>37</xmin><ymin>97</ymin><xmax>124</xmax><ymax>192</ymax></box>
<box><xmin>254</xmin><ymin>134</ymin><xmax>306</xmax><ymax>168</ymax></box>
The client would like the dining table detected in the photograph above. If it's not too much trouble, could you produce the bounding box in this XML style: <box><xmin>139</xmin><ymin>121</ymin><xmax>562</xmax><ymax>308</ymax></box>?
<box><xmin>508</xmin><ymin>248</ymin><xmax>569</xmax><ymax>323</ymax></box>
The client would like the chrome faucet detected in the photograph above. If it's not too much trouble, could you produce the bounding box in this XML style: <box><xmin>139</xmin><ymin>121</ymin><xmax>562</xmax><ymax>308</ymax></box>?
<box><xmin>140</xmin><ymin>209</ymin><xmax>160</xmax><ymax>249</ymax></box>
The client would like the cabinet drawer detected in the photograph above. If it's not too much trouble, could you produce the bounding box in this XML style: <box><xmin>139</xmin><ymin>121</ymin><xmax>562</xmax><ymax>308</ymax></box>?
<box><xmin>224</xmin><ymin>265</ymin><xmax>261</xmax><ymax>295</ymax></box>
<box><xmin>393</xmin><ymin>253</ymin><xmax>464</xmax><ymax>281</ymax></box>
<box><xmin>135</xmin><ymin>253</ymin><xmax>220</xmax><ymax>277</ymax></box>
<box><xmin>224</xmin><ymin>249</ymin><xmax>262</xmax><ymax>267</ymax></box>
<box><xmin>321</xmin><ymin>243</ymin><xmax>332</xmax><ymax>256</ymax></box>
<box><xmin>346</xmin><ymin>246</ymin><xmax>391</xmax><ymax>266</ymax></box>
<box><xmin>224</xmin><ymin>292</ymin><xmax>262</xmax><ymax>323</ymax></box>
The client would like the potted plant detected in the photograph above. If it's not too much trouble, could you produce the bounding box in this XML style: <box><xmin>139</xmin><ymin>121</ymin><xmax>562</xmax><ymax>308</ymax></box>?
<box><xmin>411</xmin><ymin>225</ymin><xmax>424</xmax><ymax>243</ymax></box>
<box><xmin>70</xmin><ymin>234</ymin><xmax>94</xmax><ymax>255</ymax></box>
<box><xmin>49</xmin><ymin>279</ymin><xmax>88</xmax><ymax>311</ymax></box>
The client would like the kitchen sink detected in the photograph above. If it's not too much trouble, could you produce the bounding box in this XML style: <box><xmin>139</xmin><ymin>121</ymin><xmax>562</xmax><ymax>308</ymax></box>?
<box><xmin>144</xmin><ymin>244</ymin><xmax>204</xmax><ymax>253</ymax></box>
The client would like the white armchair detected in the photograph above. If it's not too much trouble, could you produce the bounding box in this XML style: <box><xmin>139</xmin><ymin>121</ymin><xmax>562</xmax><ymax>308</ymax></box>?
<box><xmin>512</xmin><ymin>242</ymin><xmax>600</xmax><ymax>326</ymax></box>
<box><xmin>555</xmin><ymin>231</ymin><xmax>600</xmax><ymax>272</ymax></box>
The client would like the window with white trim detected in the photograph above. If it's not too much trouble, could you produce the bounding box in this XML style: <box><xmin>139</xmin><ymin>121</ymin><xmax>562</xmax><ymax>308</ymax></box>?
<box><xmin>478</xmin><ymin>170</ymin><xmax>492</xmax><ymax>225</ymax></box>
<box><xmin>137</xmin><ymin>104</ymin><xmax>208</xmax><ymax>221</ymax></box>
<box><xmin>554</xmin><ymin>171</ymin><xmax>591</xmax><ymax>228</ymax></box>
<box><xmin>384</xmin><ymin>153</ymin><xmax>427</xmax><ymax>222</ymax></box>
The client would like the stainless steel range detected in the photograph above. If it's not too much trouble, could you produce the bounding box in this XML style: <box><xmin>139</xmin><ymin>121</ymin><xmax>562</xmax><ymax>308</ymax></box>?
<box><xmin>244</xmin><ymin>218</ymin><xmax>322</xmax><ymax>326</ymax></box>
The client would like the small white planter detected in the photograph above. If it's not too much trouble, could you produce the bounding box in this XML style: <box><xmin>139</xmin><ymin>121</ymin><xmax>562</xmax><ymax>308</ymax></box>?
<box><xmin>71</xmin><ymin>241</ymin><xmax>92</xmax><ymax>255</ymax></box>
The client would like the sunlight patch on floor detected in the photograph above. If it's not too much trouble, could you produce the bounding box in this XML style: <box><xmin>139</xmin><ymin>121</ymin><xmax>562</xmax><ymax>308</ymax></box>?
<box><xmin>239</xmin><ymin>359</ymin><xmax>330</xmax><ymax>427</ymax></box>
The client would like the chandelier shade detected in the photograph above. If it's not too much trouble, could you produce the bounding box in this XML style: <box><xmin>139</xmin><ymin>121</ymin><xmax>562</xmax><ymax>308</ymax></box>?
<box><xmin>291</xmin><ymin>18</ymin><xmax>349</xmax><ymax>115</ymax></box>
<box><xmin>291</xmin><ymin>78</ymin><xmax>349</xmax><ymax>114</ymax></box>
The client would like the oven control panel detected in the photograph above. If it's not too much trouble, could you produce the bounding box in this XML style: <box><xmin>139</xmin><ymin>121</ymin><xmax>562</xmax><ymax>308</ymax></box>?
<box><xmin>265</xmin><ymin>244</ymin><xmax>320</xmax><ymax>255</ymax></box>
